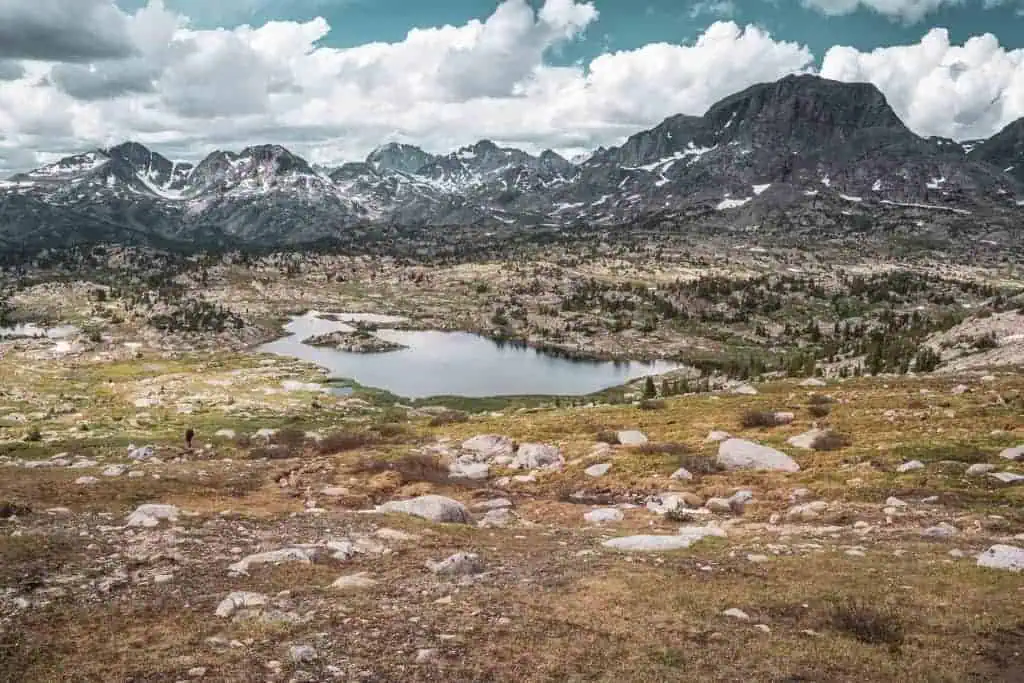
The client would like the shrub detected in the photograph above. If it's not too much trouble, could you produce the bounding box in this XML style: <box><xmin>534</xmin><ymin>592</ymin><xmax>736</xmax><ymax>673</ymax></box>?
<box><xmin>23</xmin><ymin>427</ymin><xmax>42</xmax><ymax>443</ymax></box>
<box><xmin>373</xmin><ymin>422</ymin><xmax>411</xmax><ymax>439</ymax></box>
<box><xmin>270</xmin><ymin>427</ymin><xmax>307</xmax><ymax>448</ymax></box>
<box><xmin>234</xmin><ymin>433</ymin><xmax>252</xmax><ymax>449</ymax></box>
<box><xmin>741</xmin><ymin>410</ymin><xmax>781</xmax><ymax>429</ymax></box>
<box><xmin>247</xmin><ymin>445</ymin><xmax>297</xmax><ymax>460</ymax></box>
<box><xmin>677</xmin><ymin>454</ymin><xmax>724</xmax><ymax>475</ymax></box>
<box><xmin>595</xmin><ymin>431</ymin><xmax>620</xmax><ymax>445</ymax></box>
<box><xmin>829</xmin><ymin>597</ymin><xmax>904</xmax><ymax>648</ymax></box>
<box><xmin>428</xmin><ymin>410</ymin><xmax>469</xmax><ymax>427</ymax></box>
<box><xmin>808</xmin><ymin>394</ymin><xmax>835</xmax><ymax>405</ymax></box>
<box><xmin>636</xmin><ymin>442</ymin><xmax>690</xmax><ymax>457</ymax></box>
<box><xmin>811</xmin><ymin>431</ymin><xmax>851</xmax><ymax>451</ymax></box>
<box><xmin>808</xmin><ymin>404</ymin><xmax>832</xmax><ymax>418</ymax></box>
<box><xmin>352</xmin><ymin>454</ymin><xmax>456</xmax><ymax>486</ymax></box>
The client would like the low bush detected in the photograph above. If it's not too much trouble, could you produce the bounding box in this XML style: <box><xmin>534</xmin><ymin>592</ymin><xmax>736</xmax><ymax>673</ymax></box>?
<box><xmin>428</xmin><ymin>410</ymin><xmax>470</xmax><ymax>427</ymax></box>
<box><xmin>741</xmin><ymin>410</ymin><xmax>781</xmax><ymax>429</ymax></box>
<box><xmin>828</xmin><ymin>597</ymin><xmax>905</xmax><ymax>648</ymax></box>
<box><xmin>811</xmin><ymin>431</ymin><xmax>851</xmax><ymax>451</ymax></box>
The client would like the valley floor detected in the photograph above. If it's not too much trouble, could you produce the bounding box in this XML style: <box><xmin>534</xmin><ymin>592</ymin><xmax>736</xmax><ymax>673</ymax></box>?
<box><xmin>1</xmin><ymin>345</ymin><xmax>1022</xmax><ymax>682</ymax></box>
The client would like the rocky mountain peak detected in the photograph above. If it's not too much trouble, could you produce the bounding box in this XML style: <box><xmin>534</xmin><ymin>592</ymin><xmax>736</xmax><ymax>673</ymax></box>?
<box><xmin>967</xmin><ymin>116</ymin><xmax>1024</xmax><ymax>182</ymax></box>
<box><xmin>366</xmin><ymin>143</ymin><xmax>434</xmax><ymax>175</ymax></box>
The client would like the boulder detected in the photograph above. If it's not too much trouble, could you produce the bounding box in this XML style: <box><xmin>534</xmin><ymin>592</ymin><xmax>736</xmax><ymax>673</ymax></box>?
<box><xmin>800</xmin><ymin>378</ymin><xmax>827</xmax><ymax>387</ymax></box>
<box><xmin>921</xmin><ymin>523</ymin><xmax>957</xmax><ymax>539</ymax></box>
<box><xmin>102</xmin><ymin>465</ymin><xmax>127</xmax><ymax>477</ymax></box>
<box><xmin>228</xmin><ymin>548</ymin><xmax>314</xmax><ymax>575</ymax></box>
<box><xmin>448</xmin><ymin>461</ymin><xmax>489</xmax><ymax>481</ymax></box>
<box><xmin>773</xmin><ymin>412</ymin><xmax>796</xmax><ymax>425</ymax></box>
<box><xmin>478</xmin><ymin>508</ymin><xmax>515</xmax><ymax>528</ymax></box>
<box><xmin>461</xmin><ymin>435</ymin><xmax>515</xmax><ymax>462</ymax></box>
<box><xmin>602</xmin><ymin>527</ymin><xmax>726</xmax><ymax>552</ymax></box>
<box><xmin>704</xmin><ymin>430</ymin><xmax>732</xmax><ymax>443</ymax></box>
<box><xmin>426</xmin><ymin>552</ymin><xmax>483</xmax><ymax>576</ymax></box>
<box><xmin>989</xmin><ymin>471</ymin><xmax>1024</xmax><ymax>485</ymax></box>
<box><xmin>787</xmin><ymin>429</ymin><xmax>828</xmax><ymax>450</ymax></box>
<box><xmin>585</xmin><ymin>463</ymin><xmax>611</xmax><ymax>478</ymax></box>
<box><xmin>215</xmin><ymin>591</ymin><xmax>268</xmax><ymax>618</ymax></box>
<box><xmin>786</xmin><ymin>501</ymin><xmax>828</xmax><ymax>522</ymax></box>
<box><xmin>897</xmin><ymin>460</ymin><xmax>925</xmax><ymax>473</ymax></box>
<box><xmin>966</xmin><ymin>463</ymin><xmax>996</xmax><ymax>476</ymax></box>
<box><xmin>376</xmin><ymin>495</ymin><xmax>472</xmax><ymax>524</ymax></box>
<box><xmin>214</xmin><ymin>429</ymin><xmax>236</xmax><ymax>439</ymax></box>
<box><xmin>977</xmin><ymin>545</ymin><xmax>1024</xmax><ymax>572</ymax></box>
<box><xmin>670</xmin><ymin>467</ymin><xmax>693</xmax><ymax>481</ymax></box>
<box><xmin>617</xmin><ymin>430</ymin><xmax>648</xmax><ymax>446</ymax></box>
<box><xmin>511</xmin><ymin>443</ymin><xmax>563</xmax><ymax>470</ymax></box>
<box><xmin>126</xmin><ymin>504</ymin><xmax>180</xmax><ymax>528</ymax></box>
<box><xmin>471</xmin><ymin>498</ymin><xmax>513</xmax><ymax>511</ymax></box>
<box><xmin>127</xmin><ymin>445</ymin><xmax>155</xmax><ymax>461</ymax></box>
<box><xmin>998</xmin><ymin>446</ymin><xmax>1024</xmax><ymax>461</ymax></box>
<box><xmin>705</xmin><ymin>498</ymin><xmax>733</xmax><ymax>514</ymax></box>
<box><xmin>717</xmin><ymin>439</ymin><xmax>799</xmax><ymax>473</ymax></box>
<box><xmin>331</xmin><ymin>572</ymin><xmax>379</xmax><ymax>591</ymax></box>
<box><xmin>731</xmin><ymin>384</ymin><xmax>759</xmax><ymax>396</ymax></box>
<box><xmin>584</xmin><ymin>508</ymin><xmax>623</xmax><ymax>524</ymax></box>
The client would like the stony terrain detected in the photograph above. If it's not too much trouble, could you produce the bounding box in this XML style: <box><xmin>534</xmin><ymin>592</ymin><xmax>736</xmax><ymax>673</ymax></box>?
<box><xmin>1</xmin><ymin>322</ymin><xmax>1023</xmax><ymax>681</ymax></box>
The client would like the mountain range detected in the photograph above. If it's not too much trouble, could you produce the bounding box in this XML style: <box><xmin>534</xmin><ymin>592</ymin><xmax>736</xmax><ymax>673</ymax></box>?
<box><xmin>3</xmin><ymin>74</ymin><xmax>1024</xmax><ymax>251</ymax></box>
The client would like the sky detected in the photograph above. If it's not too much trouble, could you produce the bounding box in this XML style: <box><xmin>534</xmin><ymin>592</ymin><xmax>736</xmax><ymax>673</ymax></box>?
<box><xmin>3</xmin><ymin>0</ymin><xmax>1024</xmax><ymax>173</ymax></box>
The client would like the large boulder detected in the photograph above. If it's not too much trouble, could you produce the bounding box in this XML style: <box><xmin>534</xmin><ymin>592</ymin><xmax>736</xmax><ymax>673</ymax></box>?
<box><xmin>511</xmin><ymin>443</ymin><xmax>563</xmax><ymax>470</ymax></box>
<box><xmin>717</xmin><ymin>439</ymin><xmax>800</xmax><ymax>473</ymax></box>
<box><xmin>999</xmin><ymin>446</ymin><xmax>1024</xmax><ymax>461</ymax></box>
<box><xmin>977</xmin><ymin>545</ymin><xmax>1024</xmax><ymax>571</ymax></box>
<box><xmin>376</xmin><ymin>495</ymin><xmax>472</xmax><ymax>524</ymax></box>
<box><xmin>461</xmin><ymin>435</ymin><xmax>515</xmax><ymax>462</ymax></box>
<box><xmin>617</xmin><ymin>430</ymin><xmax>648</xmax><ymax>446</ymax></box>
<box><xmin>602</xmin><ymin>527</ymin><xmax>726</xmax><ymax>552</ymax></box>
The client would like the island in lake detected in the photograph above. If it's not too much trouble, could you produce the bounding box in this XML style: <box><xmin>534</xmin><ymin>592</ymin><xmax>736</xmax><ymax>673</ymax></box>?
<box><xmin>301</xmin><ymin>329</ymin><xmax>408</xmax><ymax>354</ymax></box>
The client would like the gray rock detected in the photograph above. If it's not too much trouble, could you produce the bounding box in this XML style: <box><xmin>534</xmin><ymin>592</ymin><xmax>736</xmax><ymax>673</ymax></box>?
<box><xmin>773</xmin><ymin>411</ymin><xmax>796</xmax><ymax>425</ymax></box>
<box><xmin>921</xmin><ymin>523</ymin><xmax>957</xmax><ymax>539</ymax></box>
<box><xmin>331</xmin><ymin>572</ymin><xmax>379</xmax><ymax>591</ymax></box>
<box><xmin>989</xmin><ymin>471</ymin><xmax>1024</xmax><ymax>485</ymax></box>
<box><xmin>214</xmin><ymin>429</ymin><xmax>236</xmax><ymax>439</ymax></box>
<box><xmin>102</xmin><ymin>464</ymin><xmax>127</xmax><ymax>477</ymax></box>
<box><xmin>215</xmin><ymin>591</ymin><xmax>268</xmax><ymax>618</ymax></box>
<box><xmin>585</xmin><ymin>463</ymin><xmax>611</xmax><ymax>478</ymax></box>
<box><xmin>461</xmin><ymin>435</ymin><xmax>515</xmax><ymax>461</ymax></box>
<box><xmin>376</xmin><ymin>495</ymin><xmax>471</xmax><ymax>524</ymax></box>
<box><xmin>787</xmin><ymin>429</ymin><xmax>828</xmax><ymax>450</ymax></box>
<box><xmin>617</xmin><ymin>430</ymin><xmax>648</xmax><ymax>446</ymax></box>
<box><xmin>415</xmin><ymin>648</ymin><xmax>438</xmax><ymax>663</ymax></box>
<box><xmin>125</xmin><ymin>504</ymin><xmax>179</xmax><ymax>528</ymax></box>
<box><xmin>670</xmin><ymin>467</ymin><xmax>693</xmax><ymax>480</ymax></box>
<box><xmin>228</xmin><ymin>548</ymin><xmax>313</xmax><ymax>575</ymax></box>
<box><xmin>966</xmin><ymin>463</ymin><xmax>997</xmax><ymax>476</ymax></box>
<box><xmin>449</xmin><ymin>461</ymin><xmax>490</xmax><ymax>480</ymax></box>
<box><xmin>427</xmin><ymin>552</ymin><xmax>483</xmax><ymax>576</ymax></box>
<box><xmin>786</xmin><ymin>501</ymin><xmax>828</xmax><ymax>522</ymax></box>
<box><xmin>977</xmin><ymin>544</ymin><xmax>1024</xmax><ymax>571</ymax></box>
<box><xmin>511</xmin><ymin>443</ymin><xmax>563</xmax><ymax>470</ymax></box>
<box><xmin>731</xmin><ymin>384</ymin><xmax>758</xmax><ymax>396</ymax></box>
<box><xmin>800</xmin><ymin>378</ymin><xmax>827</xmax><ymax>387</ymax></box>
<box><xmin>722</xmin><ymin>608</ymin><xmax>750</xmax><ymax>620</ymax></box>
<box><xmin>950</xmin><ymin>384</ymin><xmax>970</xmax><ymax>395</ymax></box>
<box><xmin>717</xmin><ymin>439</ymin><xmax>799</xmax><ymax>472</ymax></box>
<box><xmin>478</xmin><ymin>507</ymin><xmax>515</xmax><ymax>527</ymax></box>
<box><xmin>602</xmin><ymin>527</ymin><xmax>726</xmax><ymax>552</ymax></box>
<box><xmin>705</xmin><ymin>498</ymin><xmax>733</xmax><ymax>514</ymax></box>
<box><xmin>704</xmin><ymin>430</ymin><xmax>732</xmax><ymax>443</ymax></box>
<box><xmin>289</xmin><ymin>645</ymin><xmax>317</xmax><ymax>664</ymax></box>
<box><xmin>897</xmin><ymin>460</ymin><xmax>925</xmax><ymax>473</ymax></box>
<box><xmin>999</xmin><ymin>446</ymin><xmax>1024</xmax><ymax>461</ymax></box>
<box><xmin>885</xmin><ymin>496</ymin><xmax>908</xmax><ymax>507</ymax></box>
<box><xmin>75</xmin><ymin>476</ymin><xmax>99</xmax><ymax>485</ymax></box>
<box><xmin>127</xmin><ymin>445</ymin><xmax>155</xmax><ymax>461</ymax></box>
<box><xmin>584</xmin><ymin>508</ymin><xmax>623</xmax><ymax>524</ymax></box>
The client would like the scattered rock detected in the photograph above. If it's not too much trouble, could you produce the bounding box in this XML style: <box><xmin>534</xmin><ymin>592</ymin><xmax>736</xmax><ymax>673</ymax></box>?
<box><xmin>415</xmin><ymin>648</ymin><xmax>438</xmax><ymax>664</ymax></box>
<box><xmin>126</xmin><ymin>504</ymin><xmax>180</xmax><ymax>528</ymax></box>
<box><xmin>966</xmin><ymin>463</ymin><xmax>997</xmax><ymax>476</ymax></box>
<box><xmin>602</xmin><ymin>527</ymin><xmax>726</xmax><ymax>552</ymax></box>
<box><xmin>999</xmin><ymin>446</ymin><xmax>1024</xmax><ymax>461</ymax></box>
<box><xmin>704</xmin><ymin>430</ymin><xmax>732</xmax><ymax>443</ymax></box>
<box><xmin>897</xmin><ymin>460</ymin><xmax>925</xmax><ymax>473</ymax></box>
<box><xmin>427</xmin><ymin>552</ymin><xmax>483</xmax><ymax>576</ymax></box>
<box><xmin>102</xmin><ymin>464</ymin><xmax>127</xmax><ymax>477</ymax></box>
<box><xmin>289</xmin><ymin>645</ymin><xmax>317</xmax><ymax>665</ymax></box>
<box><xmin>511</xmin><ymin>443</ymin><xmax>563</xmax><ymax>470</ymax></box>
<box><xmin>950</xmin><ymin>384</ymin><xmax>970</xmax><ymax>395</ymax></box>
<box><xmin>228</xmin><ymin>548</ymin><xmax>313</xmax><ymax>575</ymax></box>
<box><xmin>977</xmin><ymin>545</ymin><xmax>1024</xmax><ymax>572</ymax></box>
<box><xmin>731</xmin><ymin>384</ymin><xmax>758</xmax><ymax>396</ymax></box>
<box><xmin>331</xmin><ymin>572</ymin><xmax>379</xmax><ymax>591</ymax></box>
<box><xmin>705</xmin><ymin>498</ymin><xmax>733</xmax><ymax>515</ymax></box>
<box><xmin>885</xmin><ymin>497</ymin><xmax>908</xmax><ymax>508</ymax></box>
<box><xmin>127</xmin><ymin>444</ymin><xmax>155</xmax><ymax>461</ymax></box>
<box><xmin>786</xmin><ymin>501</ymin><xmax>828</xmax><ymax>522</ymax></box>
<box><xmin>617</xmin><ymin>430</ymin><xmax>648</xmax><ymax>446</ymax></box>
<box><xmin>584</xmin><ymin>508</ymin><xmax>623</xmax><ymax>524</ymax></box>
<box><xmin>722</xmin><ymin>608</ymin><xmax>750</xmax><ymax>620</ymax></box>
<box><xmin>921</xmin><ymin>523</ymin><xmax>957</xmax><ymax>539</ymax></box>
<box><xmin>75</xmin><ymin>476</ymin><xmax>99</xmax><ymax>485</ymax></box>
<box><xmin>214</xmin><ymin>429</ymin><xmax>236</xmax><ymax>439</ymax></box>
<box><xmin>800</xmin><ymin>378</ymin><xmax>827</xmax><ymax>387</ymax></box>
<box><xmin>584</xmin><ymin>463</ymin><xmax>611</xmax><ymax>478</ymax></box>
<box><xmin>215</xmin><ymin>591</ymin><xmax>268</xmax><ymax>618</ymax></box>
<box><xmin>479</xmin><ymin>507</ymin><xmax>515</xmax><ymax>528</ymax></box>
<box><xmin>670</xmin><ymin>467</ymin><xmax>693</xmax><ymax>481</ymax></box>
<box><xmin>376</xmin><ymin>495</ymin><xmax>472</xmax><ymax>524</ymax></box>
<box><xmin>717</xmin><ymin>439</ymin><xmax>799</xmax><ymax>473</ymax></box>
<box><xmin>773</xmin><ymin>411</ymin><xmax>795</xmax><ymax>425</ymax></box>
<box><xmin>461</xmin><ymin>435</ymin><xmax>515</xmax><ymax>461</ymax></box>
<box><xmin>448</xmin><ymin>461</ymin><xmax>490</xmax><ymax>481</ymax></box>
<box><xmin>787</xmin><ymin>429</ymin><xmax>828</xmax><ymax>450</ymax></box>
<box><xmin>989</xmin><ymin>471</ymin><xmax>1024</xmax><ymax>485</ymax></box>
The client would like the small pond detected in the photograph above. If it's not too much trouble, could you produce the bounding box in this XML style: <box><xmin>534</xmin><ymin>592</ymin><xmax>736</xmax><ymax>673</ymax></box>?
<box><xmin>257</xmin><ymin>312</ymin><xmax>676</xmax><ymax>399</ymax></box>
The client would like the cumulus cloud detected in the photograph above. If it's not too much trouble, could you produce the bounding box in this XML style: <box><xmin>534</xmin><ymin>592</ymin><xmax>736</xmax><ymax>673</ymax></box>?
<box><xmin>0</xmin><ymin>61</ymin><xmax>25</xmax><ymax>81</ymax></box>
<box><xmin>801</xmin><ymin>0</ymin><xmax>960</xmax><ymax>22</ymax></box>
<box><xmin>821</xmin><ymin>28</ymin><xmax>1024</xmax><ymax>139</ymax></box>
<box><xmin>1</xmin><ymin>0</ymin><xmax>1024</xmax><ymax>175</ymax></box>
<box><xmin>0</xmin><ymin>0</ymin><xmax>136</xmax><ymax>62</ymax></box>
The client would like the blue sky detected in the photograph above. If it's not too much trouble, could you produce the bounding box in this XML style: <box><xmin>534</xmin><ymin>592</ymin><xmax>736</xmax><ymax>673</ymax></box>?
<box><xmin>127</xmin><ymin>0</ymin><xmax>1024</xmax><ymax>58</ymax></box>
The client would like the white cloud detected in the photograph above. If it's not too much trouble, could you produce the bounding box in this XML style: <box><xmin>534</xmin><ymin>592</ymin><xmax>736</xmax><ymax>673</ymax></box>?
<box><xmin>0</xmin><ymin>0</ymin><xmax>136</xmax><ymax>61</ymax></box>
<box><xmin>801</xmin><ymin>0</ymin><xmax>961</xmax><ymax>22</ymax></box>
<box><xmin>1</xmin><ymin>0</ymin><xmax>1024</xmax><ymax>175</ymax></box>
